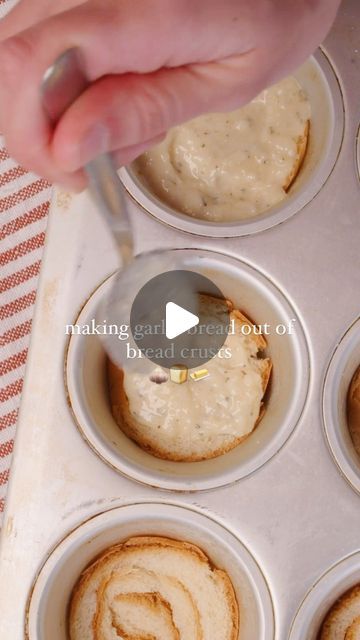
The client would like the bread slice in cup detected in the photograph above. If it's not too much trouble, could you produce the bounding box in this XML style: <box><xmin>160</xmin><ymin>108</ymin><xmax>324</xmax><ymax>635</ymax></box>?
<box><xmin>107</xmin><ymin>297</ymin><xmax>272</xmax><ymax>462</ymax></box>
<box><xmin>69</xmin><ymin>536</ymin><xmax>239</xmax><ymax>640</ymax></box>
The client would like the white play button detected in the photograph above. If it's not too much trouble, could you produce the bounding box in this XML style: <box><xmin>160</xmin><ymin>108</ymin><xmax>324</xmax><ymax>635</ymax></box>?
<box><xmin>128</xmin><ymin>270</ymin><xmax>230</xmax><ymax>368</ymax></box>
<box><xmin>165</xmin><ymin>302</ymin><xmax>199</xmax><ymax>340</ymax></box>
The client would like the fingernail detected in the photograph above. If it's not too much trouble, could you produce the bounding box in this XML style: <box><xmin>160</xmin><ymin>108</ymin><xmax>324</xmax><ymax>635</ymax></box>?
<box><xmin>79</xmin><ymin>122</ymin><xmax>110</xmax><ymax>166</ymax></box>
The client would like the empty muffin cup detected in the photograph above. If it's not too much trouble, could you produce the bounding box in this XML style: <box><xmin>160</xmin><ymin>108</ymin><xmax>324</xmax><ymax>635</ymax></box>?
<box><xmin>323</xmin><ymin>317</ymin><xmax>360</xmax><ymax>495</ymax></box>
<box><xmin>119</xmin><ymin>49</ymin><xmax>344</xmax><ymax>237</ymax></box>
<box><xmin>65</xmin><ymin>248</ymin><xmax>310</xmax><ymax>491</ymax></box>
<box><xmin>26</xmin><ymin>502</ymin><xmax>275</xmax><ymax>640</ymax></box>
<box><xmin>289</xmin><ymin>551</ymin><xmax>360</xmax><ymax>640</ymax></box>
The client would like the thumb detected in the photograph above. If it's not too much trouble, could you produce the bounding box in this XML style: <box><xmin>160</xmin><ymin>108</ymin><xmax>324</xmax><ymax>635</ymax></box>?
<box><xmin>52</xmin><ymin>51</ymin><xmax>266</xmax><ymax>172</ymax></box>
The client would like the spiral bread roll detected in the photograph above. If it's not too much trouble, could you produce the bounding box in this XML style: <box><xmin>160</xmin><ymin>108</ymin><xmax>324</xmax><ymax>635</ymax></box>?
<box><xmin>319</xmin><ymin>585</ymin><xmax>360</xmax><ymax>639</ymax></box>
<box><xmin>347</xmin><ymin>366</ymin><xmax>360</xmax><ymax>456</ymax></box>
<box><xmin>108</xmin><ymin>296</ymin><xmax>272</xmax><ymax>462</ymax></box>
<box><xmin>69</xmin><ymin>536</ymin><xmax>239</xmax><ymax>640</ymax></box>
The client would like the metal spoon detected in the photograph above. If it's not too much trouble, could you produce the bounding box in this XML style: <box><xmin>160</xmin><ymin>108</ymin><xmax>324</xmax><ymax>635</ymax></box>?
<box><xmin>41</xmin><ymin>48</ymin><xmax>178</xmax><ymax>372</ymax></box>
<box><xmin>41</xmin><ymin>48</ymin><xmax>133</xmax><ymax>266</ymax></box>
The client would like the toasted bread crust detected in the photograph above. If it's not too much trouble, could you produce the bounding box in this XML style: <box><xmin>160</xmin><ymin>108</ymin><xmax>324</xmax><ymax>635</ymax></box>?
<box><xmin>348</xmin><ymin>366</ymin><xmax>360</xmax><ymax>456</ymax></box>
<box><xmin>346</xmin><ymin>616</ymin><xmax>360</xmax><ymax>640</ymax></box>
<box><xmin>284</xmin><ymin>119</ymin><xmax>310</xmax><ymax>191</ymax></box>
<box><xmin>320</xmin><ymin>584</ymin><xmax>360</xmax><ymax>639</ymax></box>
<box><xmin>123</xmin><ymin>534</ymin><xmax>239</xmax><ymax>636</ymax></box>
<box><xmin>107</xmin><ymin>302</ymin><xmax>272</xmax><ymax>462</ymax></box>
<box><xmin>123</xmin><ymin>536</ymin><xmax>209</xmax><ymax>561</ymax></box>
<box><xmin>96</xmin><ymin>590</ymin><xmax>180</xmax><ymax>640</ymax></box>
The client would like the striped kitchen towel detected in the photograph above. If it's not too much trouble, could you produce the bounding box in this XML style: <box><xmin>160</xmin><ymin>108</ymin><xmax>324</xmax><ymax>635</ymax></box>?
<box><xmin>0</xmin><ymin>128</ymin><xmax>52</xmax><ymax>524</ymax></box>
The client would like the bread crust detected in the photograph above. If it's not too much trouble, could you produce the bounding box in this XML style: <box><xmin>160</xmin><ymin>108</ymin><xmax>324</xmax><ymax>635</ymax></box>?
<box><xmin>107</xmin><ymin>302</ymin><xmax>272</xmax><ymax>462</ymax></box>
<box><xmin>284</xmin><ymin>119</ymin><xmax>310</xmax><ymax>191</ymax></box>
<box><xmin>346</xmin><ymin>616</ymin><xmax>360</xmax><ymax>640</ymax></box>
<box><xmin>319</xmin><ymin>584</ymin><xmax>360</xmax><ymax>639</ymax></box>
<box><xmin>69</xmin><ymin>535</ymin><xmax>239</xmax><ymax>640</ymax></box>
<box><xmin>347</xmin><ymin>366</ymin><xmax>360</xmax><ymax>456</ymax></box>
<box><xmin>96</xmin><ymin>590</ymin><xmax>180</xmax><ymax>640</ymax></box>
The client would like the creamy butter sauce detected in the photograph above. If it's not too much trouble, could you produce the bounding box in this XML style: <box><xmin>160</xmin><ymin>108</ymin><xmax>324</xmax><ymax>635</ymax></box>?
<box><xmin>134</xmin><ymin>76</ymin><xmax>311</xmax><ymax>222</ymax></box>
<box><xmin>123</xmin><ymin>312</ymin><xmax>267</xmax><ymax>459</ymax></box>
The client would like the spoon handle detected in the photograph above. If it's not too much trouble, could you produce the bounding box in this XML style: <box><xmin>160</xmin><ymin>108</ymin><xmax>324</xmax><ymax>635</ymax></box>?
<box><xmin>41</xmin><ymin>48</ymin><xmax>133</xmax><ymax>265</ymax></box>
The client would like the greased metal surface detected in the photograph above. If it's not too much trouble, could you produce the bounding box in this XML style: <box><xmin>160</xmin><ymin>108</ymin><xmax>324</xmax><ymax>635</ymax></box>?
<box><xmin>0</xmin><ymin>2</ymin><xmax>360</xmax><ymax>639</ymax></box>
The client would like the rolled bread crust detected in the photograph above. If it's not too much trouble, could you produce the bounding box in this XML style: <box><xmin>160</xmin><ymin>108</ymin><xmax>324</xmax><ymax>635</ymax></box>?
<box><xmin>69</xmin><ymin>536</ymin><xmax>239</xmax><ymax>640</ymax></box>
<box><xmin>96</xmin><ymin>567</ymin><xmax>202</xmax><ymax>640</ymax></box>
<box><xmin>122</xmin><ymin>536</ymin><xmax>239</xmax><ymax>636</ymax></box>
<box><xmin>107</xmin><ymin>300</ymin><xmax>272</xmax><ymax>462</ymax></box>
<box><xmin>320</xmin><ymin>585</ymin><xmax>360</xmax><ymax>640</ymax></box>
<box><xmin>96</xmin><ymin>590</ymin><xmax>180</xmax><ymax>640</ymax></box>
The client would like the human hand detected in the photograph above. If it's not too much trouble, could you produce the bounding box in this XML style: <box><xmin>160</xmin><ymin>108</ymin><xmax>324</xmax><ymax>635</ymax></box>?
<box><xmin>0</xmin><ymin>0</ymin><xmax>341</xmax><ymax>189</ymax></box>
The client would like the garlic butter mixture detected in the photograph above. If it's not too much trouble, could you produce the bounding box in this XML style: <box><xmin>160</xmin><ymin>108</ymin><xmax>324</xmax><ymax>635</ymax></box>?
<box><xmin>134</xmin><ymin>76</ymin><xmax>311</xmax><ymax>222</ymax></box>
<box><xmin>122</xmin><ymin>310</ymin><xmax>270</xmax><ymax>460</ymax></box>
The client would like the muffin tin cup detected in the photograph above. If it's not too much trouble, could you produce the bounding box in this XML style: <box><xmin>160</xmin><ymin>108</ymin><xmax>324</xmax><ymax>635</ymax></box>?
<box><xmin>323</xmin><ymin>317</ymin><xmax>360</xmax><ymax>495</ymax></box>
<box><xmin>289</xmin><ymin>552</ymin><xmax>360</xmax><ymax>639</ymax></box>
<box><xmin>119</xmin><ymin>48</ymin><xmax>344</xmax><ymax>237</ymax></box>
<box><xmin>26</xmin><ymin>502</ymin><xmax>275</xmax><ymax>640</ymax></box>
<box><xmin>66</xmin><ymin>248</ymin><xmax>310</xmax><ymax>491</ymax></box>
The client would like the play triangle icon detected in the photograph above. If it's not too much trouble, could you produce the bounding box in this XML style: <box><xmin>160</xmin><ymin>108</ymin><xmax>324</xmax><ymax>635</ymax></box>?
<box><xmin>165</xmin><ymin>302</ymin><xmax>199</xmax><ymax>340</ymax></box>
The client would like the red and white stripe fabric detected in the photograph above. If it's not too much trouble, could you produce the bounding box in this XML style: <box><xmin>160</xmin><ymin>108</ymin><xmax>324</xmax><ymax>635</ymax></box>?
<box><xmin>0</xmin><ymin>140</ymin><xmax>52</xmax><ymax>525</ymax></box>
<box><xmin>0</xmin><ymin>0</ymin><xmax>53</xmax><ymax>525</ymax></box>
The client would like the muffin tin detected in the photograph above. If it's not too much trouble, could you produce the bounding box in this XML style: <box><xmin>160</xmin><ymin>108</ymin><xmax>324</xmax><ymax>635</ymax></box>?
<box><xmin>0</xmin><ymin>1</ymin><xmax>360</xmax><ymax>638</ymax></box>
